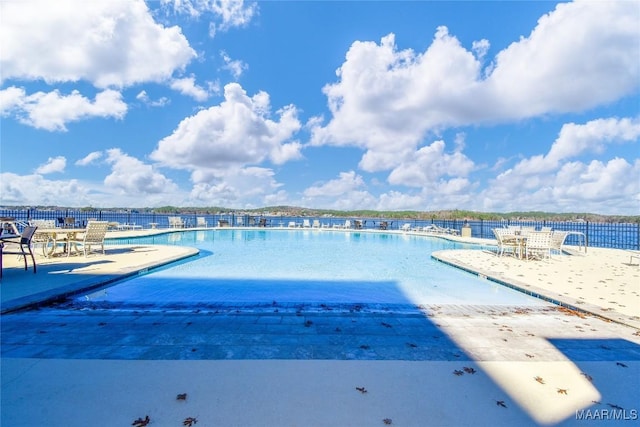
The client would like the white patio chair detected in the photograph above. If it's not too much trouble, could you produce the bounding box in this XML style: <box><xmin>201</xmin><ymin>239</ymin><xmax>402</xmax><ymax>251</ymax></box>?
<box><xmin>550</xmin><ymin>231</ymin><xmax>569</xmax><ymax>256</ymax></box>
<box><xmin>492</xmin><ymin>228</ymin><xmax>519</xmax><ymax>257</ymax></box>
<box><xmin>68</xmin><ymin>221</ymin><xmax>109</xmax><ymax>257</ymax></box>
<box><xmin>525</xmin><ymin>231</ymin><xmax>552</xmax><ymax>261</ymax></box>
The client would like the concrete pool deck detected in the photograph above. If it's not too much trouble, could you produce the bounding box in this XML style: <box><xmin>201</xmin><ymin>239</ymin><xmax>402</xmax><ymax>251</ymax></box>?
<box><xmin>1</xmin><ymin>229</ymin><xmax>639</xmax><ymax>426</ymax></box>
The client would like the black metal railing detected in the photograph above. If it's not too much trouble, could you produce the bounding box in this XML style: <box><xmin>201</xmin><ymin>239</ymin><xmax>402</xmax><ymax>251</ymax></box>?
<box><xmin>1</xmin><ymin>209</ymin><xmax>638</xmax><ymax>250</ymax></box>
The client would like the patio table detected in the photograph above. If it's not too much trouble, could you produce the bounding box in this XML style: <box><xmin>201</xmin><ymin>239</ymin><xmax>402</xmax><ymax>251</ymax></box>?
<box><xmin>503</xmin><ymin>234</ymin><xmax>527</xmax><ymax>259</ymax></box>
<box><xmin>34</xmin><ymin>228</ymin><xmax>85</xmax><ymax>257</ymax></box>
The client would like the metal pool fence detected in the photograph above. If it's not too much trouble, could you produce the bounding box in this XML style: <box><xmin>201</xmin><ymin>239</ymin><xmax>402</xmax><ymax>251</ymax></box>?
<box><xmin>1</xmin><ymin>208</ymin><xmax>638</xmax><ymax>250</ymax></box>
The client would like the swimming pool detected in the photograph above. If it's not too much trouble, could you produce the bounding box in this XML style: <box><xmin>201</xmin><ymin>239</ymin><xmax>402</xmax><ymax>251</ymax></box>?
<box><xmin>80</xmin><ymin>229</ymin><xmax>548</xmax><ymax>310</ymax></box>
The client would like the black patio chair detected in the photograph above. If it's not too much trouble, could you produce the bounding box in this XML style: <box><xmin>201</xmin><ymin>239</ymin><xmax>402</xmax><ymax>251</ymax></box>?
<box><xmin>0</xmin><ymin>226</ymin><xmax>38</xmax><ymax>278</ymax></box>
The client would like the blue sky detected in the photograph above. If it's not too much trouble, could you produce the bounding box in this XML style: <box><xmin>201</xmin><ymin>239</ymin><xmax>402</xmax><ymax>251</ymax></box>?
<box><xmin>1</xmin><ymin>0</ymin><xmax>638</xmax><ymax>214</ymax></box>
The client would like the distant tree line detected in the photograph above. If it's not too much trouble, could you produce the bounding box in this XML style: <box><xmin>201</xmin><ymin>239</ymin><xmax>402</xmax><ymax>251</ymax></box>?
<box><xmin>7</xmin><ymin>205</ymin><xmax>638</xmax><ymax>223</ymax></box>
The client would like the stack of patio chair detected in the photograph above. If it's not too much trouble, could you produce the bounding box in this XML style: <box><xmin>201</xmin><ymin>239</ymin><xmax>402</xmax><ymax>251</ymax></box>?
<box><xmin>168</xmin><ymin>216</ymin><xmax>185</xmax><ymax>228</ymax></box>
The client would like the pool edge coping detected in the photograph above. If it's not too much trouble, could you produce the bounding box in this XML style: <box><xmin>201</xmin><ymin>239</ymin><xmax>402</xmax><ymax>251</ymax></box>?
<box><xmin>0</xmin><ymin>246</ymin><xmax>200</xmax><ymax>314</ymax></box>
<box><xmin>431</xmin><ymin>250</ymin><xmax>640</xmax><ymax>330</ymax></box>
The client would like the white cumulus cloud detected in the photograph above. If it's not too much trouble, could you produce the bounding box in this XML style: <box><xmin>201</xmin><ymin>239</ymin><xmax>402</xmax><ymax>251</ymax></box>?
<box><xmin>151</xmin><ymin>83</ymin><xmax>302</xmax><ymax>173</ymax></box>
<box><xmin>170</xmin><ymin>76</ymin><xmax>210</xmax><ymax>101</ymax></box>
<box><xmin>0</xmin><ymin>0</ymin><xmax>196</xmax><ymax>88</ymax></box>
<box><xmin>75</xmin><ymin>151</ymin><xmax>104</xmax><ymax>166</ymax></box>
<box><xmin>35</xmin><ymin>156</ymin><xmax>67</xmax><ymax>174</ymax></box>
<box><xmin>104</xmin><ymin>148</ymin><xmax>178</xmax><ymax>195</ymax></box>
<box><xmin>0</xmin><ymin>88</ymin><xmax>127</xmax><ymax>131</ymax></box>
<box><xmin>310</xmin><ymin>0</ymin><xmax>639</xmax><ymax>180</ymax></box>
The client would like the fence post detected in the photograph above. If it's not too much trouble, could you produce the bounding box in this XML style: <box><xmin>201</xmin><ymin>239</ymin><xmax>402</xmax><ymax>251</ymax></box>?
<box><xmin>586</xmin><ymin>221</ymin><xmax>590</xmax><ymax>248</ymax></box>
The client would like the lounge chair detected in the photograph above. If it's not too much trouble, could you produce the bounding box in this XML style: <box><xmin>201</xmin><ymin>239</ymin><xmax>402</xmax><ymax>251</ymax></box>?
<box><xmin>423</xmin><ymin>224</ymin><xmax>449</xmax><ymax>234</ymax></box>
<box><xmin>312</xmin><ymin>219</ymin><xmax>321</xmax><ymax>229</ymax></box>
<box><xmin>68</xmin><ymin>221</ymin><xmax>109</xmax><ymax>257</ymax></box>
<box><xmin>196</xmin><ymin>217</ymin><xmax>208</xmax><ymax>228</ymax></box>
<box><xmin>302</xmin><ymin>219</ymin><xmax>311</xmax><ymax>228</ymax></box>
<box><xmin>401</xmin><ymin>223</ymin><xmax>411</xmax><ymax>232</ymax></box>
<box><xmin>0</xmin><ymin>225</ymin><xmax>39</xmax><ymax>277</ymax></box>
<box><xmin>628</xmin><ymin>250</ymin><xmax>640</xmax><ymax>265</ymax></box>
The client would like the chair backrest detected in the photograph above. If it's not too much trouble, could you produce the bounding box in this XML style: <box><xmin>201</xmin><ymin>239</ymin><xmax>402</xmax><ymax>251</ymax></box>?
<box><xmin>520</xmin><ymin>226</ymin><xmax>535</xmax><ymax>236</ymax></box>
<box><xmin>83</xmin><ymin>221</ymin><xmax>109</xmax><ymax>243</ymax></box>
<box><xmin>526</xmin><ymin>231</ymin><xmax>551</xmax><ymax>249</ymax></box>
<box><xmin>551</xmin><ymin>231</ymin><xmax>568</xmax><ymax>250</ymax></box>
<box><xmin>492</xmin><ymin>228</ymin><xmax>506</xmax><ymax>243</ymax></box>
<box><xmin>20</xmin><ymin>226</ymin><xmax>38</xmax><ymax>245</ymax></box>
<box><xmin>197</xmin><ymin>217</ymin><xmax>207</xmax><ymax>226</ymax></box>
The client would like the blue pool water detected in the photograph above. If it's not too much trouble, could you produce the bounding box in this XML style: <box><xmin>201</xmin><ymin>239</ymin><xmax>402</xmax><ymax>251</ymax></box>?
<box><xmin>84</xmin><ymin>229</ymin><xmax>548</xmax><ymax>308</ymax></box>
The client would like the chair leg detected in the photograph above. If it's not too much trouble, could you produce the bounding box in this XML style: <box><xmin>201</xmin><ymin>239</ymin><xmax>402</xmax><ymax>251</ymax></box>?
<box><xmin>27</xmin><ymin>247</ymin><xmax>36</xmax><ymax>273</ymax></box>
<box><xmin>21</xmin><ymin>245</ymin><xmax>28</xmax><ymax>271</ymax></box>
